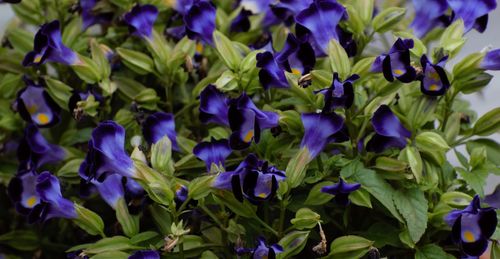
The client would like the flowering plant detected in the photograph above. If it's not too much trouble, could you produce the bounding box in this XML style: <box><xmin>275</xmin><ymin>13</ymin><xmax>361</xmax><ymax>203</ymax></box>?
<box><xmin>0</xmin><ymin>0</ymin><xmax>499</xmax><ymax>258</ymax></box>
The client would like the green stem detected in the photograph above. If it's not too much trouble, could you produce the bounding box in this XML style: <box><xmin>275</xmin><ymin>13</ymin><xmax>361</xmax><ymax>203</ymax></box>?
<box><xmin>278</xmin><ymin>199</ymin><xmax>287</xmax><ymax>238</ymax></box>
<box><xmin>255</xmin><ymin>216</ymin><xmax>279</xmax><ymax>237</ymax></box>
<box><xmin>200</xmin><ymin>205</ymin><xmax>226</xmax><ymax>231</ymax></box>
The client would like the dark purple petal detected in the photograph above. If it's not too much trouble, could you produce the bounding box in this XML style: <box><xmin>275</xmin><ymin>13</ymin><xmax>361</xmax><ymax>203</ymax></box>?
<box><xmin>123</xmin><ymin>4</ymin><xmax>158</xmax><ymax>39</ymax></box>
<box><xmin>295</xmin><ymin>0</ymin><xmax>347</xmax><ymax>55</ymax></box>
<box><xmin>22</xmin><ymin>20</ymin><xmax>79</xmax><ymax>66</ymax></box>
<box><xmin>80</xmin><ymin>0</ymin><xmax>113</xmax><ymax>29</ymax></box>
<box><xmin>193</xmin><ymin>138</ymin><xmax>232</xmax><ymax>171</ymax></box>
<box><xmin>128</xmin><ymin>250</ymin><xmax>160</xmax><ymax>259</ymax></box>
<box><xmin>480</xmin><ymin>49</ymin><xmax>500</xmax><ymax>70</ymax></box>
<box><xmin>271</xmin><ymin>0</ymin><xmax>313</xmax><ymax>25</ymax></box>
<box><xmin>256</xmin><ymin>51</ymin><xmax>290</xmax><ymax>89</ymax></box>
<box><xmin>142</xmin><ymin>112</ymin><xmax>179</xmax><ymax>151</ymax></box>
<box><xmin>370</xmin><ymin>105</ymin><xmax>411</xmax><ymax>139</ymax></box>
<box><xmin>80</xmin><ymin>121</ymin><xmax>135</xmax><ymax>182</ymax></box>
<box><xmin>16</xmin><ymin>79</ymin><xmax>61</xmax><ymax>127</ymax></box>
<box><xmin>184</xmin><ymin>1</ymin><xmax>216</xmax><ymax>45</ymax></box>
<box><xmin>317</xmin><ymin>73</ymin><xmax>358</xmax><ymax>110</ymax></box>
<box><xmin>199</xmin><ymin>85</ymin><xmax>229</xmax><ymax>126</ymax></box>
<box><xmin>300</xmin><ymin>112</ymin><xmax>344</xmax><ymax>159</ymax></box>
<box><xmin>17</xmin><ymin>125</ymin><xmax>65</xmax><ymax>171</ymax></box>
<box><xmin>411</xmin><ymin>0</ymin><xmax>448</xmax><ymax>37</ymax></box>
<box><xmin>173</xmin><ymin>0</ymin><xmax>194</xmax><ymax>15</ymax></box>
<box><xmin>36</xmin><ymin>172</ymin><xmax>77</xmax><ymax>219</ymax></box>
<box><xmin>234</xmin><ymin>93</ymin><xmax>279</xmax><ymax>129</ymax></box>
<box><xmin>252</xmin><ymin>237</ymin><xmax>282</xmax><ymax>259</ymax></box>
<box><xmin>373</xmin><ymin>38</ymin><xmax>416</xmax><ymax>83</ymax></box>
<box><xmin>447</xmin><ymin>0</ymin><xmax>497</xmax><ymax>31</ymax></box>
<box><xmin>231</xmin><ymin>8</ymin><xmax>252</xmax><ymax>32</ymax></box>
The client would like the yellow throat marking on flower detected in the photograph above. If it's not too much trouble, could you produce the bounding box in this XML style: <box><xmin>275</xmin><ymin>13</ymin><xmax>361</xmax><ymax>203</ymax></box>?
<box><xmin>462</xmin><ymin>231</ymin><xmax>476</xmax><ymax>242</ymax></box>
<box><xmin>26</xmin><ymin>196</ymin><xmax>37</xmax><ymax>208</ymax></box>
<box><xmin>393</xmin><ymin>69</ymin><xmax>404</xmax><ymax>75</ymax></box>
<box><xmin>257</xmin><ymin>192</ymin><xmax>267</xmax><ymax>198</ymax></box>
<box><xmin>429</xmin><ymin>84</ymin><xmax>440</xmax><ymax>91</ymax></box>
<box><xmin>36</xmin><ymin>113</ymin><xmax>50</xmax><ymax>125</ymax></box>
<box><xmin>243</xmin><ymin>130</ymin><xmax>254</xmax><ymax>143</ymax></box>
<box><xmin>34</xmin><ymin>54</ymin><xmax>43</xmax><ymax>64</ymax></box>
<box><xmin>196</xmin><ymin>42</ymin><xmax>204</xmax><ymax>53</ymax></box>
<box><xmin>291</xmin><ymin>68</ymin><xmax>301</xmax><ymax>75</ymax></box>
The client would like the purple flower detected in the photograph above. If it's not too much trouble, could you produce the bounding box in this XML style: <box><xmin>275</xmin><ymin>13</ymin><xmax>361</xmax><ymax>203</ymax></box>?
<box><xmin>142</xmin><ymin>112</ymin><xmax>179</xmax><ymax>151</ymax></box>
<box><xmin>15</xmin><ymin>78</ymin><xmax>61</xmax><ymax>127</ymax></box>
<box><xmin>23</xmin><ymin>20</ymin><xmax>80</xmax><ymax>66</ymax></box>
<box><xmin>17</xmin><ymin>124</ymin><xmax>65</xmax><ymax>172</ymax></box>
<box><xmin>252</xmin><ymin>237</ymin><xmax>283</xmax><ymax>259</ymax></box>
<box><xmin>419</xmin><ymin>55</ymin><xmax>450</xmax><ymax>96</ymax></box>
<box><xmin>128</xmin><ymin>250</ymin><xmax>160</xmax><ymax>259</ymax></box>
<box><xmin>372</xmin><ymin>38</ymin><xmax>416</xmax><ymax>83</ymax></box>
<box><xmin>256</xmin><ymin>33</ymin><xmax>315</xmax><ymax>89</ymax></box>
<box><xmin>447</xmin><ymin>0</ymin><xmax>497</xmax><ymax>32</ymax></box>
<box><xmin>410</xmin><ymin>0</ymin><xmax>449</xmax><ymax>37</ymax></box>
<box><xmin>213</xmin><ymin>154</ymin><xmax>285</xmax><ymax>203</ymax></box>
<box><xmin>315</xmin><ymin>73</ymin><xmax>359</xmax><ymax>110</ymax></box>
<box><xmin>79</xmin><ymin>121</ymin><xmax>135</xmax><ymax>182</ymax></box>
<box><xmin>8</xmin><ymin>171</ymin><xmax>77</xmax><ymax>223</ymax></box>
<box><xmin>484</xmin><ymin>185</ymin><xmax>500</xmax><ymax>209</ymax></box>
<box><xmin>230</xmin><ymin>9</ymin><xmax>253</xmax><ymax>32</ymax></box>
<box><xmin>445</xmin><ymin>195</ymin><xmax>497</xmax><ymax>256</ymax></box>
<box><xmin>270</xmin><ymin>0</ymin><xmax>313</xmax><ymax>25</ymax></box>
<box><xmin>175</xmin><ymin>184</ymin><xmax>189</xmax><ymax>203</ymax></box>
<box><xmin>184</xmin><ymin>1</ymin><xmax>216</xmax><ymax>45</ymax></box>
<box><xmin>193</xmin><ymin>138</ymin><xmax>232</xmax><ymax>171</ymax></box>
<box><xmin>228</xmin><ymin>93</ymin><xmax>279</xmax><ymax>150</ymax></box>
<box><xmin>124</xmin><ymin>4</ymin><xmax>159</xmax><ymax>39</ymax></box>
<box><xmin>300</xmin><ymin>112</ymin><xmax>344</xmax><ymax>160</ymax></box>
<box><xmin>480</xmin><ymin>49</ymin><xmax>500</xmax><ymax>70</ymax></box>
<box><xmin>295</xmin><ymin>0</ymin><xmax>347</xmax><ymax>56</ymax></box>
<box><xmin>366</xmin><ymin>105</ymin><xmax>411</xmax><ymax>153</ymax></box>
<box><xmin>321</xmin><ymin>178</ymin><xmax>361</xmax><ymax>205</ymax></box>
<box><xmin>199</xmin><ymin>85</ymin><xmax>230</xmax><ymax>126</ymax></box>
<box><xmin>80</xmin><ymin>0</ymin><xmax>113</xmax><ymax>30</ymax></box>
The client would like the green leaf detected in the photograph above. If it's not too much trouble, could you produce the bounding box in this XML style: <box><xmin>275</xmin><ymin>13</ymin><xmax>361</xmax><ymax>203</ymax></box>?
<box><xmin>473</xmin><ymin>107</ymin><xmax>500</xmax><ymax>136</ymax></box>
<box><xmin>0</xmin><ymin>73</ymin><xmax>23</xmax><ymax>99</ymax></box>
<box><xmin>57</xmin><ymin>158</ymin><xmax>84</xmax><ymax>179</ymax></box>
<box><xmin>416</xmin><ymin>132</ymin><xmax>449</xmax><ymax>151</ymax></box>
<box><xmin>351</xmin><ymin>57</ymin><xmax>376</xmax><ymax>76</ymax></box>
<box><xmin>90</xmin><ymin>39</ymin><xmax>111</xmax><ymax>81</ymax></box>
<box><xmin>290</xmin><ymin>208</ymin><xmax>321</xmax><ymax>230</ymax></box>
<box><xmin>466</xmin><ymin>138</ymin><xmax>500</xmax><ymax>166</ymax></box>
<box><xmin>115</xmin><ymin>198</ymin><xmax>140</xmax><ymax>238</ymax></box>
<box><xmin>72</xmin><ymin>56</ymin><xmax>102</xmax><ymax>84</ymax></box>
<box><xmin>393</xmin><ymin>188</ymin><xmax>428</xmax><ymax>243</ymax></box>
<box><xmin>213</xmin><ymin>30</ymin><xmax>243</xmax><ymax>70</ymax></box>
<box><xmin>117</xmin><ymin>48</ymin><xmax>155</xmax><ymax>75</ymax></box>
<box><xmin>149</xmin><ymin>204</ymin><xmax>172</xmax><ymax>235</ymax></box>
<box><xmin>44</xmin><ymin>77</ymin><xmax>73</xmax><ymax>111</ymax></box>
<box><xmin>188</xmin><ymin>175</ymin><xmax>215</xmax><ymax>200</ymax></box>
<box><xmin>440</xmin><ymin>192</ymin><xmax>472</xmax><ymax>207</ymax></box>
<box><xmin>73</xmin><ymin>204</ymin><xmax>105</xmax><ymax>237</ymax></box>
<box><xmin>304</xmin><ymin>181</ymin><xmax>334</xmax><ymax>206</ymax></box>
<box><xmin>286</xmin><ymin>148</ymin><xmax>313</xmax><ymax>189</ymax></box>
<box><xmin>372</xmin><ymin>7</ymin><xmax>406</xmax><ymax>33</ymax></box>
<box><xmin>6</xmin><ymin>28</ymin><xmax>33</xmax><ymax>54</ymax></box>
<box><xmin>84</xmin><ymin>236</ymin><xmax>138</xmax><ymax>254</ymax></box>
<box><xmin>363</xmin><ymin>222</ymin><xmax>401</xmax><ymax>248</ymax></box>
<box><xmin>374</xmin><ymin>157</ymin><xmax>408</xmax><ymax>172</ymax></box>
<box><xmin>151</xmin><ymin>136</ymin><xmax>175</xmax><ymax>176</ymax></box>
<box><xmin>341</xmin><ymin>160</ymin><xmax>403</xmax><ymax>223</ymax></box>
<box><xmin>402</xmin><ymin>146</ymin><xmax>423</xmax><ymax>184</ymax></box>
<box><xmin>457</xmin><ymin>167</ymin><xmax>489</xmax><ymax>196</ymax></box>
<box><xmin>329</xmin><ymin>235</ymin><xmax>374</xmax><ymax>258</ymax></box>
<box><xmin>212</xmin><ymin>191</ymin><xmax>256</xmax><ymax>218</ymax></box>
<box><xmin>276</xmin><ymin>231</ymin><xmax>310</xmax><ymax>259</ymax></box>
<box><xmin>439</xmin><ymin>20</ymin><xmax>465</xmax><ymax>58</ymax></box>
<box><xmin>415</xmin><ymin>244</ymin><xmax>451</xmax><ymax>259</ymax></box>
<box><xmin>328</xmin><ymin>40</ymin><xmax>351</xmax><ymax>79</ymax></box>
<box><xmin>349</xmin><ymin>189</ymin><xmax>372</xmax><ymax>209</ymax></box>
<box><xmin>0</xmin><ymin>230</ymin><xmax>38</xmax><ymax>251</ymax></box>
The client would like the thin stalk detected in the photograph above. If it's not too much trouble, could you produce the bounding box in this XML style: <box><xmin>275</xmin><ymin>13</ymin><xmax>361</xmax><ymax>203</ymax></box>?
<box><xmin>255</xmin><ymin>216</ymin><xmax>279</xmax><ymax>237</ymax></box>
